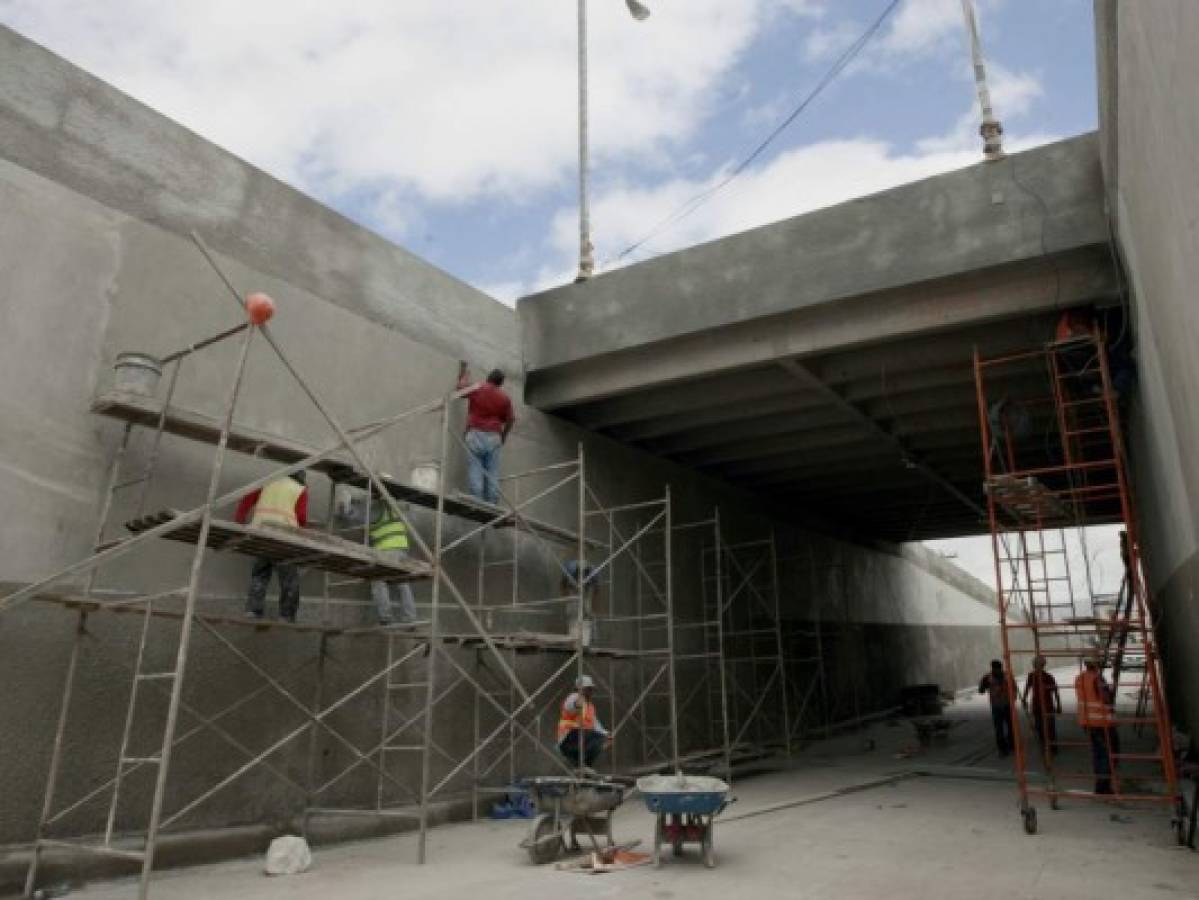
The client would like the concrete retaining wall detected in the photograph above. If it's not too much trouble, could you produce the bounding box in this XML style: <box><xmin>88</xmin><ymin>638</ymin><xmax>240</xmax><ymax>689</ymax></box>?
<box><xmin>1096</xmin><ymin>0</ymin><xmax>1199</xmax><ymax>737</ymax></box>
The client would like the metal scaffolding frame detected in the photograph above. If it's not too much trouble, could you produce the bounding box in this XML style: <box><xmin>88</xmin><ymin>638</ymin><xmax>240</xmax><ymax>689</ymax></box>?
<box><xmin>656</xmin><ymin>511</ymin><xmax>809</xmax><ymax>779</ymax></box>
<box><xmin>1</xmin><ymin>235</ymin><xmax>680</xmax><ymax>899</ymax></box>
<box><xmin>701</xmin><ymin>527</ymin><xmax>792</xmax><ymax>760</ymax></box>
<box><xmin>779</xmin><ymin>541</ymin><xmax>832</xmax><ymax>745</ymax></box>
<box><xmin>974</xmin><ymin>329</ymin><xmax>1183</xmax><ymax>838</ymax></box>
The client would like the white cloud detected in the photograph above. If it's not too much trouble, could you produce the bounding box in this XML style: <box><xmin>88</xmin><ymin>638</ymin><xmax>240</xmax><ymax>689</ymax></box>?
<box><xmin>811</xmin><ymin>0</ymin><xmax>1007</xmax><ymax>72</ymax></box>
<box><xmin>491</xmin><ymin>69</ymin><xmax>1057</xmax><ymax>298</ymax></box>
<box><xmin>803</xmin><ymin>21</ymin><xmax>863</xmax><ymax>63</ymax></box>
<box><xmin>776</xmin><ymin>0</ymin><xmax>827</xmax><ymax>19</ymax></box>
<box><xmin>875</xmin><ymin>0</ymin><xmax>1004</xmax><ymax>61</ymax></box>
<box><xmin>0</xmin><ymin>0</ymin><xmax>771</xmax><ymax>217</ymax></box>
<box><xmin>878</xmin><ymin>0</ymin><xmax>971</xmax><ymax>58</ymax></box>
<box><xmin>575</xmin><ymin>138</ymin><xmax>987</xmax><ymax>264</ymax></box>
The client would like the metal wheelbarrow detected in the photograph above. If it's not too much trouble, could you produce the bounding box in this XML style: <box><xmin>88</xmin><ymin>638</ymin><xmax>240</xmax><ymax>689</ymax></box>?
<box><xmin>518</xmin><ymin>775</ymin><xmax>628</xmax><ymax>864</ymax></box>
<box><xmin>636</xmin><ymin>774</ymin><xmax>732</xmax><ymax>869</ymax></box>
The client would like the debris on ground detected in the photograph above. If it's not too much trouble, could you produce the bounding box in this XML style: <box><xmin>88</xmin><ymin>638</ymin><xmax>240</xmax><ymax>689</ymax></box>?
<box><xmin>264</xmin><ymin>835</ymin><xmax>312</xmax><ymax>876</ymax></box>
<box><xmin>555</xmin><ymin>841</ymin><xmax>647</xmax><ymax>874</ymax></box>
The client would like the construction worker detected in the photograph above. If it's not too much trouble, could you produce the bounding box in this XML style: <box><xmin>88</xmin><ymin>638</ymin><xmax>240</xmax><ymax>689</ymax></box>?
<box><xmin>557</xmin><ymin>674</ymin><xmax>610</xmax><ymax>771</ymax></box>
<box><xmin>1075</xmin><ymin>657</ymin><xmax>1117</xmax><ymax>794</ymax></box>
<box><xmin>560</xmin><ymin>558</ymin><xmax>598</xmax><ymax>646</ymax></box>
<box><xmin>978</xmin><ymin>658</ymin><xmax>1015</xmax><ymax>757</ymax></box>
<box><xmin>457</xmin><ymin>362</ymin><xmax>515</xmax><ymax>504</ymax></box>
<box><xmin>338</xmin><ymin>489</ymin><xmax>418</xmax><ymax>626</ymax></box>
<box><xmin>236</xmin><ymin>470</ymin><xmax>308</xmax><ymax>623</ymax></box>
<box><xmin>1021</xmin><ymin>655</ymin><xmax>1062</xmax><ymax>760</ymax></box>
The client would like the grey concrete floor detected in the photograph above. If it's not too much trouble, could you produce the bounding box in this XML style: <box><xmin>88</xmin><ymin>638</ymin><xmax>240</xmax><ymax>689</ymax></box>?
<box><xmin>72</xmin><ymin>687</ymin><xmax>1197</xmax><ymax>899</ymax></box>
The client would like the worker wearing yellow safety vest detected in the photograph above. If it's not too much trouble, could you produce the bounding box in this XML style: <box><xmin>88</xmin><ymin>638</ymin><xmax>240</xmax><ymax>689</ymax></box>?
<box><xmin>1075</xmin><ymin>658</ymin><xmax>1117</xmax><ymax>794</ymax></box>
<box><xmin>557</xmin><ymin>675</ymin><xmax>610</xmax><ymax>771</ymax></box>
<box><xmin>337</xmin><ymin>489</ymin><xmax>417</xmax><ymax>626</ymax></box>
<box><xmin>235</xmin><ymin>471</ymin><xmax>309</xmax><ymax>622</ymax></box>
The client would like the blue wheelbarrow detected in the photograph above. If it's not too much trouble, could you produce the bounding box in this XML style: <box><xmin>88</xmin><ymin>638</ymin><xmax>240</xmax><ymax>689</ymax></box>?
<box><xmin>636</xmin><ymin>774</ymin><xmax>732</xmax><ymax>868</ymax></box>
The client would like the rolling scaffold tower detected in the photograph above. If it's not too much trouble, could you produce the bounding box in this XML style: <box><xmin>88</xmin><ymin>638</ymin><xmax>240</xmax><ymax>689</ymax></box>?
<box><xmin>974</xmin><ymin>327</ymin><xmax>1184</xmax><ymax>839</ymax></box>
<box><xmin>1</xmin><ymin>233</ymin><xmax>679</xmax><ymax>900</ymax></box>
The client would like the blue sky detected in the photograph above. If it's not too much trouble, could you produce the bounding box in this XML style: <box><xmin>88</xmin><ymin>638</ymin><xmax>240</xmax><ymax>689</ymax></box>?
<box><xmin>1</xmin><ymin>0</ymin><xmax>1098</xmax><ymax>303</ymax></box>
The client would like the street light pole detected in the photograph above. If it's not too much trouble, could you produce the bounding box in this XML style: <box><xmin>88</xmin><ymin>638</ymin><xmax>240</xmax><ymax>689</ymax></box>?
<box><xmin>575</xmin><ymin>0</ymin><xmax>650</xmax><ymax>282</ymax></box>
<box><xmin>577</xmin><ymin>0</ymin><xmax>593</xmax><ymax>280</ymax></box>
<box><xmin>959</xmin><ymin>0</ymin><xmax>1004</xmax><ymax>161</ymax></box>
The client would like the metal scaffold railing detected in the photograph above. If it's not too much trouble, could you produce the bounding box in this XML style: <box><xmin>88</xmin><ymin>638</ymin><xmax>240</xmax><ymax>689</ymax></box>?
<box><xmin>0</xmin><ymin>233</ymin><xmax>681</xmax><ymax>900</ymax></box>
<box><xmin>974</xmin><ymin>326</ymin><xmax>1184</xmax><ymax>839</ymax></box>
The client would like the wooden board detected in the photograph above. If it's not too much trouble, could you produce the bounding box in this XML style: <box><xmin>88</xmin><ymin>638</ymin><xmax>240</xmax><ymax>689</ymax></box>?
<box><xmin>21</xmin><ymin>586</ymin><xmax>643</xmax><ymax>658</ymax></box>
<box><xmin>124</xmin><ymin>510</ymin><xmax>434</xmax><ymax>582</ymax></box>
<box><xmin>92</xmin><ymin>390</ymin><xmax>597</xmax><ymax>546</ymax></box>
<box><xmin>984</xmin><ymin>474</ymin><xmax>1068</xmax><ymax>521</ymax></box>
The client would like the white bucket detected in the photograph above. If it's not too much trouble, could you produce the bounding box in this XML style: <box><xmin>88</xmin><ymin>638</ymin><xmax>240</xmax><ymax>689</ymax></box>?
<box><xmin>113</xmin><ymin>352</ymin><xmax>163</xmax><ymax>396</ymax></box>
<box><xmin>411</xmin><ymin>461</ymin><xmax>441</xmax><ymax>493</ymax></box>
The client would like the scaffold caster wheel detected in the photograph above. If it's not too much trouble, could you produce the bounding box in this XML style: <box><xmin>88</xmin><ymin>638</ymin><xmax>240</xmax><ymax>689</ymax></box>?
<box><xmin>1022</xmin><ymin>807</ymin><xmax>1038</xmax><ymax>835</ymax></box>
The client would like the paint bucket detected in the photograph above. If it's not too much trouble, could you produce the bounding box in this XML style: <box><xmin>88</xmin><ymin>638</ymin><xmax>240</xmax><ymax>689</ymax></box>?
<box><xmin>112</xmin><ymin>352</ymin><xmax>163</xmax><ymax>396</ymax></box>
<box><xmin>411</xmin><ymin>461</ymin><xmax>441</xmax><ymax>493</ymax></box>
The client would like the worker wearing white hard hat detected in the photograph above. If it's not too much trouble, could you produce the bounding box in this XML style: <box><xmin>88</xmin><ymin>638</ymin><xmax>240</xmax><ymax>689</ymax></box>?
<box><xmin>557</xmin><ymin>674</ymin><xmax>610</xmax><ymax>770</ymax></box>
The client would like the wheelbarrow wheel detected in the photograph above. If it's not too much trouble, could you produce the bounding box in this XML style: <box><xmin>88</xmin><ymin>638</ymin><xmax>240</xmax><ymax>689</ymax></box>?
<box><xmin>702</xmin><ymin>823</ymin><xmax>715</xmax><ymax>869</ymax></box>
<box><xmin>653</xmin><ymin>814</ymin><xmax>664</xmax><ymax>868</ymax></box>
<box><xmin>528</xmin><ymin>814</ymin><xmax>563</xmax><ymax>865</ymax></box>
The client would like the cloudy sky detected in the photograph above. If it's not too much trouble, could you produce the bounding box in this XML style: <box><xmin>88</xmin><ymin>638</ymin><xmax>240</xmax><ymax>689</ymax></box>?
<box><xmin>1</xmin><ymin>0</ymin><xmax>1097</xmax><ymax>304</ymax></box>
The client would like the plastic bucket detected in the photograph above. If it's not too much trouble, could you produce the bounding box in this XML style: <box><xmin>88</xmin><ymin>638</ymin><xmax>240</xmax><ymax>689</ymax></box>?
<box><xmin>411</xmin><ymin>461</ymin><xmax>441</xmax><ymax>493</ymax></box>
<box><xmin>113</xmin><ymin>352</ymin><xmax>163</xmax><ymax>396</ymax></box>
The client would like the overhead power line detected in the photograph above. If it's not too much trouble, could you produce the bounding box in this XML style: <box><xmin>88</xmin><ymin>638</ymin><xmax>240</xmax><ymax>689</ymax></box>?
<box><xmin>610</xmin><ymin>0</ymin><xmax>904</xmax><ymax>266</ymax></box>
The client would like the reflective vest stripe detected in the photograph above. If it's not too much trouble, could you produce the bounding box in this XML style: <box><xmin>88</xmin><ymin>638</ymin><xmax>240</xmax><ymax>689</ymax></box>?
<box><xmin>557</xmin><ymin>697</ymin><xmax>596</xmax><ymax>742</ymax></box>
<box><xmin>250</xmin><ymin>478</ymin><xmax>304</xmax><ymax>528</ymax></box>
<box><xmin>1074</xmin><ymin>670</ymin><xmax>1114</xmax><ymax>727</ymax></box>
<box><xmin>369</xmin><ymin>512</ymin><xmax>409</xmax><ymax>550</ymax></box>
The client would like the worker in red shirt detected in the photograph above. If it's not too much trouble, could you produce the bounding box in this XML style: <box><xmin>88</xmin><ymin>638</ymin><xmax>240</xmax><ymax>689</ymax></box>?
<box><xmin>235</xmin><ymin>470</ymin><xmax>309</xmax><ymax>622</ymax></box>
<box><xmin>457</xmin><ymin>362</ymin><xmax>515</xmax><ymax>504</ymax></box>
<box><xmin>978</xmin><ymin>658</ymin><xmax>1016</xmax><ymax>756</ymax></box>
<box><xmin>1021</xmin><ymin>655</ymin><xmax>1062</xmax><ymax>761</ymax></box>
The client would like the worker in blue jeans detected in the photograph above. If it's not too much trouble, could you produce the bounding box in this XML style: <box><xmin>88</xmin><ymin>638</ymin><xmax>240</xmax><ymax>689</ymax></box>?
<box><xmin>457</xmin><ymin>362</ymin><xmax>515</xmax><ymax>504</ymax></box>
<box><xmin>557</xmin><ymin>675</ymin><xmax>610</xmax><ymax>771</ymax></box>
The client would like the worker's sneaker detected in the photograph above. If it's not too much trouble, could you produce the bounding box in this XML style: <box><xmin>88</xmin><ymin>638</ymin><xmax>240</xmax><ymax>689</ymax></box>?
<box><xmin>246</xmin><ymin>609</ymin><xmax>265</xmax><ymax>620</ymax></box>
<box><xmin>378</xmin><ymin>617</ymin><xmax>394</xmax><ymax>627</ymax></box>
<box><xmin>281</xmin><ymin>613</ymin><xmax>297</xmax><ymax>624</ymax></box>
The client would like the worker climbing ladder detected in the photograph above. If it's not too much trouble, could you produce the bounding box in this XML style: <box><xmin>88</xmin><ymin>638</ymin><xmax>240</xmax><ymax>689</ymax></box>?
<box><xmin>974</xmin><ymin>327</ymin><xmax>1183</xmax><ymax>838</ymax></box>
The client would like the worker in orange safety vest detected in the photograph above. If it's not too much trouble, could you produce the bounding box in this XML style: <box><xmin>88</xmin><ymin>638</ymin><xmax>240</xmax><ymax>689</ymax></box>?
<box><xmin>557</xmin><ymin>675</ymin><xmax>610</xmax><ymax>771</ymax></box>
<box><xmin>1075</xmin><ymin>657</ymin><xmax>1117</xmax><ymax>794</ymax></box>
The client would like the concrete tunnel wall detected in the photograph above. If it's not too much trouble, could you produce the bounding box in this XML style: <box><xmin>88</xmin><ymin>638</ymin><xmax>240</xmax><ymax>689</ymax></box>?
<box><xmin>1096</xmin><ymin>0</ymin><xmax>1199</xmax><ymax>739</ymax></box>
<box><xmin>0</xmin><ymin>24</ymin><xmax>1001</xmax><ymax>858</ymax></box>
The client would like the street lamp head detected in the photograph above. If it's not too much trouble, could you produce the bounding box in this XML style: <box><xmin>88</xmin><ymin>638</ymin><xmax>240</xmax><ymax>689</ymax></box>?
<box><xmin>625</xmin><ymin>0</ymin><xmax>651</xmax><ymax>21</ymax></box>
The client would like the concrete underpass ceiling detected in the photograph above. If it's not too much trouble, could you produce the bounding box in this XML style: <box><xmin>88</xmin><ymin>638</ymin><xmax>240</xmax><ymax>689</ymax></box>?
<box><xmin>518</xmin><ymin>135</ymin><xmax>1121</xmax><ymax>543</ymax></box>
